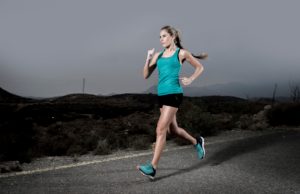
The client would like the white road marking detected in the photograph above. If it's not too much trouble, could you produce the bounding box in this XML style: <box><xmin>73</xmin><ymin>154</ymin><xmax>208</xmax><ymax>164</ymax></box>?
<box><xmin>0</xmin><ymin>132</ymin><xmax>272</xmax><ymax>178</ymax></box>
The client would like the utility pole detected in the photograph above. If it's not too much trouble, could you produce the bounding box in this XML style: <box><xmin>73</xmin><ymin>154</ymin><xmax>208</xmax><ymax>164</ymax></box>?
<box><xmin>82</xmin><ymin>78</ymin><xmax>85</xmax><ymax>94</ymax></box>
<box><xmin>272</xmin><ymin>83</ymin><xmax>277</xmax><ymax>106</ymax></box>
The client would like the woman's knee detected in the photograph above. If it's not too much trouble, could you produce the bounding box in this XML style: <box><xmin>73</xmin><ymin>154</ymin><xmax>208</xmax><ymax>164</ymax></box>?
<box><xmin>156</xmin><ymin>125</ymin><xmax>168</xmax><ymax>136</ymax></box>
<box><xmin>156</xmin><ymin>106</ymin><xmax>177</xmax><ymax>136</ymax></box>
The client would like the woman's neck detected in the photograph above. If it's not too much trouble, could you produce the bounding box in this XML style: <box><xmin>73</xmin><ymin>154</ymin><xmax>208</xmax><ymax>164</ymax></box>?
<box><xmin>165</xmin><ymin>45</ymin><xmax>177</xmax><ymax>52</ymax></box>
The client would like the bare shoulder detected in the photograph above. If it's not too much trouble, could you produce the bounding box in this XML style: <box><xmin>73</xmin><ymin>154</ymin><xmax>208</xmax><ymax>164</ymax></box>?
<box><xmin>149</xmin><ymin>52</ymin><xmax>160</xmax><ymax>67</ymax></box>
<box><xmin>152</xmin><ymin>52</ymin><xmax>161</xmax><ymax>62</ymax></box>
<box><xmin>153</xmin><ymin>52</ymin><xmax>160</xmax><ymax>58</ymax></box>
<box><xmin>179</xmin><ymin>49</ymin><xmax>191</xmax><ymax>57</ymax></box>
<box><xmin>179</xmin><ymin>49</ymin><xmax>192</xmax><ymax>63</ymax></box>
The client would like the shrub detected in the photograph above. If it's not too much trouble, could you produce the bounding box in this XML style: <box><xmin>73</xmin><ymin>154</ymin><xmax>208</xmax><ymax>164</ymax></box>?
<box><xmin>94</xmin><ymin>139</ymin><xmax>111</xmax><ymax>155</ymax></box>
<box><xmin>128</xmin><ymin>135</ymin><xmax>152</xmax><ymax>150</ymax></box>
<box><xmin>0</xmin><ymin>116</ymin><xmax>34</xmax><ymax>163</ymax></box>
<box><xmin>266</xmin><ymin>103</ymin><xmax>300</xmax><ymax>126</ymax></box>
<box><xmin>178</xmin><ymin>102</ymin><xmax>228</xmax><ymax>136</ymax></box>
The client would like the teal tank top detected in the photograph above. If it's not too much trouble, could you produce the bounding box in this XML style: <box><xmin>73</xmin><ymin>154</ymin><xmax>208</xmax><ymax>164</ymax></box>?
<box><xmin>157</xmin><ymin>47</ymin><xmax>183</xmax><ymax>96</ymax></box>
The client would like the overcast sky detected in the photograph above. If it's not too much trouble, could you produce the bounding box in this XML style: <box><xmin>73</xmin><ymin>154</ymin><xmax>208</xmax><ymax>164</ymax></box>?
<box><xmin>1</xmin><ymin>0</ymin><xmax>300</xmax><ymax>97</ymax></box>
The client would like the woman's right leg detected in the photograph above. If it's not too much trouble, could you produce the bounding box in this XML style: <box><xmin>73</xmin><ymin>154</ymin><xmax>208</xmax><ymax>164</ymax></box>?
<box><xmin>169</xmin><ymin>114</ymin><xmax>197</xmax><ymax>145</ymax></box>
<box><xmin>168</xmin><ymin>114</ymin><xmax>206</xmax><ymax>159</ymax></box>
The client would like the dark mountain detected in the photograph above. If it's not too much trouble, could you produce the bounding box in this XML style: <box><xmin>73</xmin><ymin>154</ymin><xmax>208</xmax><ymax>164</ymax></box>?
<box><xmin>145</xmin><ymin>82</ymin><xmax>292</xmax><ymax>99</ymax></box>
<box><xmin>0</xmin><ymin>87</ymin><xmax>35</xmax><ymax>103</ymax></box>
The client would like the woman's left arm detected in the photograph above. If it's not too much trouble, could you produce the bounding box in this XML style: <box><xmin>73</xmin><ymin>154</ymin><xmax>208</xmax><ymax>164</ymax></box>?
<box><xmin>180</xmin><ymin>50</ymin><xmax>204</xmax><ymax>86</ymax></box>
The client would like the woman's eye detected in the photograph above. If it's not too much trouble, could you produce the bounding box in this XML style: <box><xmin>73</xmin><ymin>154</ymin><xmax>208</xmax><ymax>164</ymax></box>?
<box><xmin>159</xmin><ymin>35</ymin><xmax>166</xmax><ymax>39</ymax></box>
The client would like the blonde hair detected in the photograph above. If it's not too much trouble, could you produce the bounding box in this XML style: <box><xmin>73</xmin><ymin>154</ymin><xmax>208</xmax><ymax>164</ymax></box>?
<box><xmin>160</xmin><ymin>25</ymin><xmax>208</xmax><ymax>61</ymax></box>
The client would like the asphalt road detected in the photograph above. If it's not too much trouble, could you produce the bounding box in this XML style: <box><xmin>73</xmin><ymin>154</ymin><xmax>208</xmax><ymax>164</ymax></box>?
<box><xmin>0</xmin><ymin>130</ymin><xmax>299</xmax><ymax>194</ymax></box>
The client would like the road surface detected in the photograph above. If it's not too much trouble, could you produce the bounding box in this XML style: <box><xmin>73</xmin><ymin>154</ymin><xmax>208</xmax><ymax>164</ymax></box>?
<box><xmin>0</xmin><ymin>129</ymin><xmax>299</xmax><ymax>194</ymax></box>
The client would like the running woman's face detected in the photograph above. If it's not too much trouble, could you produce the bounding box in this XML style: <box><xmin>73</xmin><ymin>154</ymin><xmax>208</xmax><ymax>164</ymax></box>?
<box><xmin>160</xmin><ymin>30</ymin><xmax>175</xmax><ymax>48</ymax></box>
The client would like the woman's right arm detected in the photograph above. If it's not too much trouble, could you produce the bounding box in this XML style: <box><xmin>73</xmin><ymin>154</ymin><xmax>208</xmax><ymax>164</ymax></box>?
<box><xmin>143</xmin><ymin>49</ymin><xmax>159</xmax><ymax>79</ymax></box>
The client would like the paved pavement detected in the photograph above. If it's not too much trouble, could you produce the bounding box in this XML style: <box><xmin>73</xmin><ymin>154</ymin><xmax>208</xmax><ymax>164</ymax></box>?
<box><xmin>0</xmin><ymin>129</ymin><xmax>299</xmax><ymax>194</ymax></box>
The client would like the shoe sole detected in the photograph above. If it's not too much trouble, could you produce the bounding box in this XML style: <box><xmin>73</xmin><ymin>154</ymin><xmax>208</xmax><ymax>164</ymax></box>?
<box><xmin>137</xmin><ymin>166</ymin><xmax>155</xmax><ymax>180</ymax></box>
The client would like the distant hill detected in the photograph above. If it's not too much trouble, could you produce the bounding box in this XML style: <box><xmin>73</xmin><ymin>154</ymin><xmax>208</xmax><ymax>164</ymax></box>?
<box><xmin>50</xmin><ymin>93</ymin><xmax>103</xmax><ymax>103</ymax></box>
<box><xmin>0</xmin><ymin>87</ymin><xmax>35</xmax><ymax>103</ymax></box>
<box><xmin>145</xmin><ymin>82</ymin><xmax>293</xmax><ymax>99</ymax></box>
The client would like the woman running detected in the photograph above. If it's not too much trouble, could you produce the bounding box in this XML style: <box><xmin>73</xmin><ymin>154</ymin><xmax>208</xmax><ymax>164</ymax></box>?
<box><xmin>137</xmin><ymin>25</ymin><xmax>207</xmax><ymax>180</ymax></box>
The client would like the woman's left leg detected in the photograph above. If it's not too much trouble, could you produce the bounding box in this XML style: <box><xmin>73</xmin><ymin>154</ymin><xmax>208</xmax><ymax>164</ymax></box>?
<box><xmin>137</xmin><ymin>105</ymin><xmax>177</xmax><ymax>179</ymax></box>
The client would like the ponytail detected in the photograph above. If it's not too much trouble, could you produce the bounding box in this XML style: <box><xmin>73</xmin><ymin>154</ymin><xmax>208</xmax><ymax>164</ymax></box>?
<box><xmin>160</xmin><ymin>25</ymin><xmax>208</xmax><ymax>60</ymax></box>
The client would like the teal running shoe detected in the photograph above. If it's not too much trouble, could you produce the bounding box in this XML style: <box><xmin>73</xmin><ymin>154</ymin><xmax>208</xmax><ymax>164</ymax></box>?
<box><xmin>137</xmin><ymin>163</ymin><xmax>156</xmax><ymax>180</ymax></box>
<box><xmin>195</xmin><ymin>136</ymin><xmax>205</xmax><ymax>159</ymax></box>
